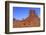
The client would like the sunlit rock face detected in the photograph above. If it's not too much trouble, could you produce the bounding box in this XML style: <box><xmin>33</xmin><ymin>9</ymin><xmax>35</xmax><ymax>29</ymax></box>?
<box><xmin>13</xmin><ymin>10</ymin><xmax>40</xmax><ymax>28</ymax></box>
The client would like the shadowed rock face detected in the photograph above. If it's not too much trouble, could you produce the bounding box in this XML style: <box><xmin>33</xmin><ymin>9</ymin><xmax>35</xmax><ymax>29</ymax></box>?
<box><xmin>13</xmin><ymin>10</ymin><xmax>40</xmax><ymax>28</ymax></box>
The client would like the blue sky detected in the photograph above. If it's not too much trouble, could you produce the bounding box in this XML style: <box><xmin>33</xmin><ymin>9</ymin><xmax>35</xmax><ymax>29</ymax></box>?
<box><xmin>13</xmin><ymin>7</ymin><xmax>40</xmax><ymax>20</ymax></box>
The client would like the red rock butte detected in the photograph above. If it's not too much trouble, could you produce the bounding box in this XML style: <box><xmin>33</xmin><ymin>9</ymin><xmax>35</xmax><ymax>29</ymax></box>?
<box><xmin>13</xmin><ymin>10</ymin><xmax>40</xmax><ymax>28</ymax></box>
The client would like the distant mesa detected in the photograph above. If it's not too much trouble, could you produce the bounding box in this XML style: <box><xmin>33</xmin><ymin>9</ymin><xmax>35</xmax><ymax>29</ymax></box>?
<box><xmin>13</xmin><ymin>18</ymin><xmax>15</xmax><ymax>21</ymax></box>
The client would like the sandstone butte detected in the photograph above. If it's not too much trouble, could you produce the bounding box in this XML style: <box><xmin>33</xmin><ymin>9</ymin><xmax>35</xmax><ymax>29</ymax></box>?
<box><xmin>13</xmin><ymin>10</ymin><xmax>40</xmax><ymax>28</ymax></box>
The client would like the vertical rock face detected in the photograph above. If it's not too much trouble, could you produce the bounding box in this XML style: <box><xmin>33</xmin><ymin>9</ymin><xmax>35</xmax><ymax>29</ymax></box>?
<box><xmin>13</xmin><ymin>10</ymin><xmax>40</xmax><ymax>28</ymax></box>
<box><xmin>29</xmin><ymin>10</ymin><xmax>35</xmax><ymax>16</ymax></box>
